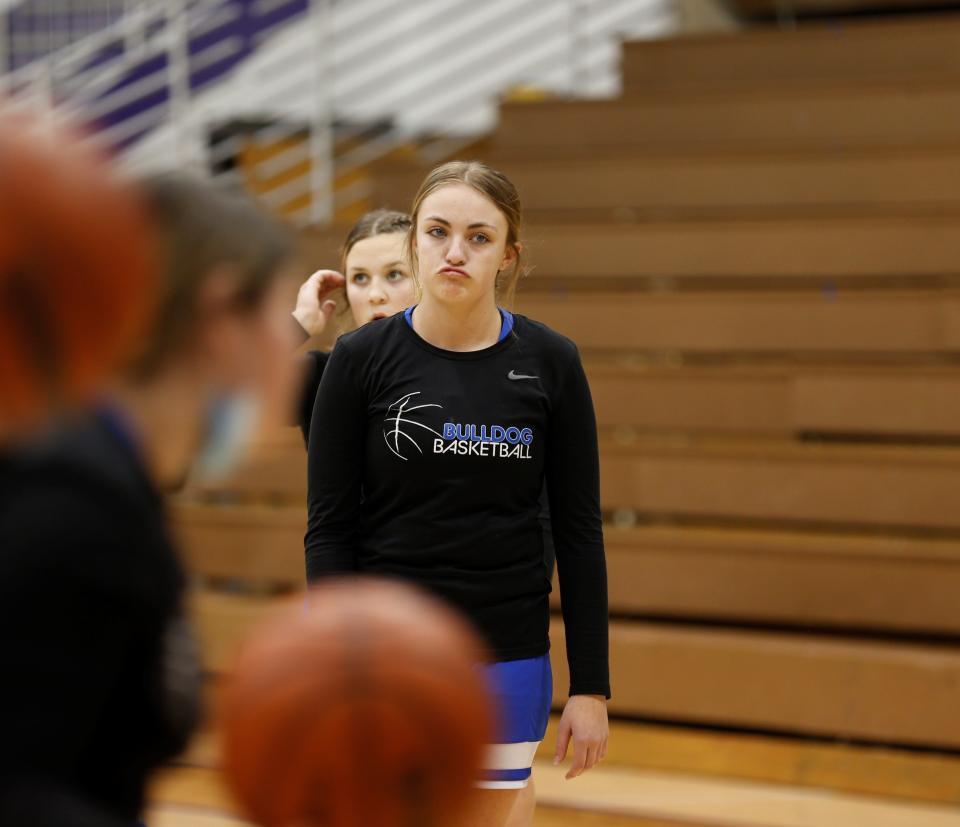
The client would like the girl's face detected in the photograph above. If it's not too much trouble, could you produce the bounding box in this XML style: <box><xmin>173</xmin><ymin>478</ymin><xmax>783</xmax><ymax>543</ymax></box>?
<box><xmin>344</xmin><ymin>232</ymin><xmax>415</xmax><ymax>326</ymax></box>
<box><xmin>413</xmin><ymin>183</ymin><xmax>515</xmax><ymax>309</ymax></box>
<box><xmin>205</xmin><ymin>268</ymin><xmax>302</xmax><ymax>434</ymax></box>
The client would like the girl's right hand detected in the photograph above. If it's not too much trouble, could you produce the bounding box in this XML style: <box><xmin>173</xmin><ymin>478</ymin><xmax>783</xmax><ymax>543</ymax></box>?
<box><xmin>292</xmin><ymin>269</ymin><xmax>345</xmax><ymax>337</ymax></box>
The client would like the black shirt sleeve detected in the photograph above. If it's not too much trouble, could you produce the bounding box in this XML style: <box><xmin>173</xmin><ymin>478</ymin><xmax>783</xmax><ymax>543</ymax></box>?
<box><xmin>305</xmin><ymin>341</ymin><xmax>365</xmax><ymax>578</ymax></box>
<box><xmin>295</xmin><ymin>350</ymin><xmax>330</xmax><ymax>446</ymax></box>
<box><xmin>545</xmin><ymin>347</ymin><xmax>610</xmax><ymax>698</ymax></box>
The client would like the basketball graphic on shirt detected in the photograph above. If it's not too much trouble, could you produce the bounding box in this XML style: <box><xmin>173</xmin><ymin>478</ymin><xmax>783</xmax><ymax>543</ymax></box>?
<box><xmin>383</xmin><ymin>389</ymin><xmax>536</xmax><ymax>463</ymax></box>
<box><xmin>382</xmin><ymin>391</ymin><xmax>443</xmax><ymax>461</ymax></box>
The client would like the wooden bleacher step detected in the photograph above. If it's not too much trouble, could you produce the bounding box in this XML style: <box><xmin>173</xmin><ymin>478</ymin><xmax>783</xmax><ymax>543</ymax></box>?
<box><xmin>517</xmin><ymin>291</ymin><xmax>960</xmax><ymax>354</ymax></box>
<box><xmin>278</xmin><ymin>284</ymin><xmax>960</xmax><ymax>359</ymax></box>
<box><xmin>372</xmin><ymin>149</ymin><xmax>960</xmax><ymax>217</ymax></box>
<box><xmin>601</xmin><ymin>436</ymin><xmax>960</xmax><ymax>531</ymax></box>
<box><xmin>177</xmin><ymin>433</ymin><xmax>960</xmax><ymax>530</ymax></box>
<box><xmin>309</xmin><ymin>214</ymin><xmax>960</xmax><ymax>281</ymax></box>
<box><xmin>174</xmin><ymin>503</ymin><xmax>960</xmax><ymax>635</ymax></box>
<box><xmin>549</xmin><ymin>619</ymin><xmax>960</xmax><ymax>750</ymax></box>
<box><xmin>494</xmin><ymin>88</ymin><xmax>960</xmax><ymax>155</ymax></box>
<box><xmin>520</xmin><ymin>216</ymin><xmax>960</xmax><ymax>282</ymax></box>
<box><xmin>597</xmin><ymin>524</ymin><xmax>960</xmax><ymax>634</ymax></box>
<box><xmin>585</xmin><ymin>363</ymin><xmax>960</xmax><ymax>439</ymax></box>
<box><xmin>620</xmin><ymin>15</ymin><xmax>960</xmax><ymax>92</ymax></box>
<box><xmin>190</xmin><ymin>591</ymin><xmax>960</xmax><ymax>749</ymax></box>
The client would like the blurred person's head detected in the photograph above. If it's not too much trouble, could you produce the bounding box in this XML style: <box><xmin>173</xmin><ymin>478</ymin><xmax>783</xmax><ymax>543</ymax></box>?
<box><xmin>0</xmin><ymin>109</ymin><xmax>156</xmax><ymax>439</ymax></box>
<box><xmin>118</xmin><ymin>173</ymin><xmax>299</xmax><ymax>486</ymax></box>
<box><xmin>406</xmin><ymin>161</ymin><xmax>524</xmax><ymax>311</ymax></box>
<box><xmin>341</xmin><ymin>209</ymin><xmax>414</xmax><ymax>326</ymax></box>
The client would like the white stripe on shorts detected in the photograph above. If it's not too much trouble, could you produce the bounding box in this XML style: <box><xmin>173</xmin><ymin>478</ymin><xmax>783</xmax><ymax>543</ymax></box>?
<box><xmin>483</xmin><ymin>741</ymin><xmax>540</xmax><ymax>771</ymax></box>
<box><xmin>475</xmin><ymin>779</ymin><xmax>530</xmax><ymax>790</ymax></box>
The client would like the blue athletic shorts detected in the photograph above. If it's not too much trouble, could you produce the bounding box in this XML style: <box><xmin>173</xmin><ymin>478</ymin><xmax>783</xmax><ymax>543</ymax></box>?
<box><xmin>477</xmin><ymin>653</ymin><xmax>553</xmax><ymax>789</ymax></box>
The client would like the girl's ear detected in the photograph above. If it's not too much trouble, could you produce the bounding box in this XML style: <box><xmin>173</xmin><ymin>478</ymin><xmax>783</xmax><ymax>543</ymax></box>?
<box><xmin>500</xmin><ymin>241</ymin><xmax>520</xmax><ymax>272</ymax></box>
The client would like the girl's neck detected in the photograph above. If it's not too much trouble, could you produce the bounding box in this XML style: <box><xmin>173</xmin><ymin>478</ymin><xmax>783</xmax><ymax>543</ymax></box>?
<box><xmin>412</xmin><ymin>296</ymin><xmax>502</xmax><ymax>352</ymax></box>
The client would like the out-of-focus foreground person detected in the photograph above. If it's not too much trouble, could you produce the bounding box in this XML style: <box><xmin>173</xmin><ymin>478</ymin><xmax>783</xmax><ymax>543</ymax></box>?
<box><xmin>0</xmin><ymin>109</ymin><xmax>156</xmax><ymax>437</ymax></box>
<box><xmin>0</xmin><ymin>174</ymin><xmax>300</xmax><ymax>827</ymax></box>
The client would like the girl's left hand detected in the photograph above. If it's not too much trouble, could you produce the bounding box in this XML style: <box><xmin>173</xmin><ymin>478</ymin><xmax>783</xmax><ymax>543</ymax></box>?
<box><xmin>553</xmin><ymin>694</ymin><xmax>608</xmax><ymax>779</ymax></box>
<box><xmin>292</xmin><ymin>269</ymin><xmax>345</xmax><ymax>337</ymax></box>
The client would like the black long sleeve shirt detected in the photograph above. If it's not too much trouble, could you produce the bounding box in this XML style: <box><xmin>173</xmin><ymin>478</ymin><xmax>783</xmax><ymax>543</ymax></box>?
<box><xmin>296</xmin><ymin>349</ymin><xmax>330</xmax><ymax>445</ymax></box>
<box><xmin>0</xmin><ymin>412</ymin><xmax>202</xmax><ymax>826</ymax></box>
<box><xmin>305</xmin><ymin>313</ymin><xmax>609</xmax><ymax>697</ymax></box>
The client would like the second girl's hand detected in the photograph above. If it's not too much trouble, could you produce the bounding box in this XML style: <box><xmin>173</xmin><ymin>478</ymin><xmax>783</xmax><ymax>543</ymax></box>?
<box><xmin>292</xmin><ymin>269</ymin><xmax>346</xmax><ymax>337</ymax></box>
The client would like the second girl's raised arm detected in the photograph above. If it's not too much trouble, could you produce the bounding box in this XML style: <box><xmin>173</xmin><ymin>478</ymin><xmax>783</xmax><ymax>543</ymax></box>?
<box><xmin>304</xmin><ymin>341</ymin><xmax>366</xmax><ymax>579</ymax></box>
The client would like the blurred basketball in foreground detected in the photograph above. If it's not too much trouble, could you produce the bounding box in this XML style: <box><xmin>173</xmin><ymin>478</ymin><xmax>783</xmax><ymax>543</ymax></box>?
<box><xmin>0</xmin><ymin>108</ymin><xmax>156</xmax><ymax>426</ymax></box>
<box><xmin>221</xmin><ymin>578</ymin><xmax>495</xmax><ymax>827</ymax></box>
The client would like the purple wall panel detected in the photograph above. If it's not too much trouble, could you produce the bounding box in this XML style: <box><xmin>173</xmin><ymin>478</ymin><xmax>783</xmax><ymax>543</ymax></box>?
<box><xmin>3</xmin><ymin>0</ymin><xmax>310</xmax><ymax>152</ymax></box>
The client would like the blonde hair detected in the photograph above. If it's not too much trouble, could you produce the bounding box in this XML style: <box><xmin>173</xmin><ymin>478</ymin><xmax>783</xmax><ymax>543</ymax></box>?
<box><xmin>405</xmin><ymin>160</ymin><xmax>526</xmax><ymax>309</ymax></box>
<box><xmin>340</xmin><ymin>208</ymin><xmax>412</xmax><ymax>274</ymax></box>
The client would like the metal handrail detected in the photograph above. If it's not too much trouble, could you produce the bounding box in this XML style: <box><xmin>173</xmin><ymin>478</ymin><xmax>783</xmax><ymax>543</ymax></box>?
<box><xmin>1</xmin><ymin>0</ymin><xmax>674</xmax><ymax>225</ymax></box>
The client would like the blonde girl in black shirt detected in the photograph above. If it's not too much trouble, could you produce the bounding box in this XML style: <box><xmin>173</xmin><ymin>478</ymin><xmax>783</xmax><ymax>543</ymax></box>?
<box><xmin>306</xmin><ymin>161</ymin><xmax>609</xmax><ymax>827</ymax></box>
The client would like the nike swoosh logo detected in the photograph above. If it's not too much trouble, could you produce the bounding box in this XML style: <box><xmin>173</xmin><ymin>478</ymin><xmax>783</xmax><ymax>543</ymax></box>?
<box><xmin>508</xmin><ymin>370</ymin><xmax>539</xmax><ymax>381</ymax></box>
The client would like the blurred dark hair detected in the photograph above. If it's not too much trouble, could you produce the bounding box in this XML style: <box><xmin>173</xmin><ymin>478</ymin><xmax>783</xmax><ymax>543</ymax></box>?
<box><xmin>129</xmin><ymin>173</ymin><xmax>295</xmax><ymax>380</ymax></box>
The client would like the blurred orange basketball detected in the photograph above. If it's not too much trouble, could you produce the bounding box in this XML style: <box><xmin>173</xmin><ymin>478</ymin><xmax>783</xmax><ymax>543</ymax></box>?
<box><xmin>221</xmin><ymin>578</ymin><xmax>495</xmax><ymax>827</ymax></box>
<box><xmin>0</xmin><ymin>108</ymin><xmax>156</xmax><ymax>427</ymax></box>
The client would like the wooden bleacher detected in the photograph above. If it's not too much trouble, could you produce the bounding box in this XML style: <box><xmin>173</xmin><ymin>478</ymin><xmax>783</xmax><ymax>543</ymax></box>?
<box><xmin>175</xmin><ymin>502</ymin><xmax>960</xmax><ymax>634</ymax></box>
<box><xmin>310</xmin><ymin>216</ymin><xmax>960</xmax><ymax>281</ymax></box>
<box><xmin>492</xmin><ymin>88</ymin><xmax>960</xmax><ymax>156</ymax></box>
<box><xmin>619</xmin><ymin>13</ymin><xmax>960</xmax><ymax>91</ymax></box>
<box><xmin>163</xmin><ymin>10</ymin><xmax>960</xmax><ymax>827</ymax></box>
<box><xmin>181</xmin><ymin>432</ymin><xmax>960</xmax><ymax>530</ymax></box>
<box><xmin>375</xmin><ymin>149</ymin><xmax>960</xmax><ymax>216</ymax></box>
